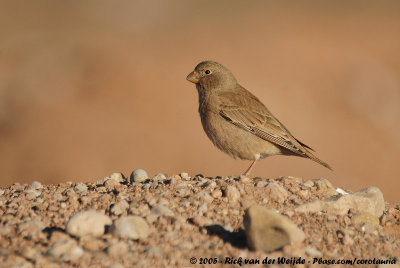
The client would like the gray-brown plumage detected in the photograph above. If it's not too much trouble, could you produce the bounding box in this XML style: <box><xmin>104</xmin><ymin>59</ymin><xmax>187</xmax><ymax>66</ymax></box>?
<box><xmin>186</xmin><ymin>61</ymin><xmax>332</xmax><ymax>176</ymax></box>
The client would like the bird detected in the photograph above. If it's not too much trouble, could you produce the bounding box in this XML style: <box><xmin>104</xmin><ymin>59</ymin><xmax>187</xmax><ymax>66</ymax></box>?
<box><xmin>186</xmin><ymin>60</ymin><xmax>332</xmax><ymax>176</ymax></box>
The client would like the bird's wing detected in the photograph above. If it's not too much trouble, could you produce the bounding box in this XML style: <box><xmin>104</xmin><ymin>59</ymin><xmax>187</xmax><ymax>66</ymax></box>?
<box><xmin>217</xmin><ymin>90</ymin><xmax>332</xmax><ymax>169</ymax></box>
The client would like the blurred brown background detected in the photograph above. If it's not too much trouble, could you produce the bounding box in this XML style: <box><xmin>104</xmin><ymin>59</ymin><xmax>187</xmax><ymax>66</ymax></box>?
<box><xmin>0</xmin><ymin>1</ymin><xmax>399</xmax><ymax>201</ymax></box>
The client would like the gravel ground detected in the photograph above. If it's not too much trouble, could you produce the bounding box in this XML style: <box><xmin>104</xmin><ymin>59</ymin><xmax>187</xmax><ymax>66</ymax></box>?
<box><xmin>0</xmin><ymin>172</ymin><xmax>399</xmax><ymax>268</ymax></box>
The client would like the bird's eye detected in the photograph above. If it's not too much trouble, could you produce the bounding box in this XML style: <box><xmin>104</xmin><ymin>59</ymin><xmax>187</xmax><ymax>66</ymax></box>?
<box><xmin>205</xmin><ymin>70</ymin><xmax>211</xmax><ymax>75</ymax></box>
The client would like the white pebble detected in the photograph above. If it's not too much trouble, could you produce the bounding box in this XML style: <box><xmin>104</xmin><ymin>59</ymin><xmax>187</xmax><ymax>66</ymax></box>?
<box><xmin>74</xmin><ymin>183</ymin><xmax>88</xmax><ymax>193</ymax></box>
<box><xmin>112</xmin><ymin>216</ymin><xmax>150</xmax><ymax>240</ymax></box>
<box><xmin>66</xmin><ymin>210</ymin><xmax>111</xmax><ymax>237</ymax></box>
<box><xmin>130</xmin><ymin>169</ymin><xmax>148</xmax><ymax>183</ymax></box>
<box><xmin>151</xmin><ymin>205</ymin><xmax>174</xmax><ymax>217</ymax></box>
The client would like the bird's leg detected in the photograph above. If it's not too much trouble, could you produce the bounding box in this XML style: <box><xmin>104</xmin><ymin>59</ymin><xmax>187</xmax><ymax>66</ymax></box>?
<box><xmin>243</xmin><ymin>159</ymin><xmax>257</xmax><ymax>177</ymax></box>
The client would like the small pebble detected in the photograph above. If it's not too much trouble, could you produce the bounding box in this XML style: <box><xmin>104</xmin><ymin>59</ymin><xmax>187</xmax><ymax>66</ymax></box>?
<box><xmin>30</xmin><ymin>181</ymin><xmax>43</xmax><ymax>190</ymax></box>
<box><xmin>130</xmin><ymin>169</ymin><xmax>148</xmax><ymax>183</ymax></box>
<box><xmin>195</xmin><ymin>191</ymin><xmax>214</xmax><ymax>204</ymax></box>
<box><xmin>211</xmin><ymin>189</ymin><xmax>222</xmax><ymax>199</ymax></box>
<box><xmin>47</xmin><ymin>239</ymin><xmax>84</xmax><ymax>261</ymax></box>
<box><xmin>177</xmin><ymin>241</ymin><xmax>194</xmax><ymax>250</ymax></box>
<box><xmin>104</xmin><ymin>179</ymin><xmax>120</xmax><ymax>189</ymax></box>
<box><xmin>21</xmin><ymin>247</ymin><xmax>40</xmax><ymax>261</ymax></box>
<box><xmin>239</xmin><ymin>175</ymin><xmax>251</xmax><ymax>183</ymax></box>
<box><xmin>192</xmin><ymin>216</ymin><xmax>212</xmax><ymax>227</ymax></box>
<box><xmin>180</xmin><ymin>172</ymin><xmax>190</xmax><ymax>180</ymax></box>
<box><xmin>305</xmin><ymin>246</ymin><xmax>323</xmax><ymax>257</ymax></box>
<box><xmin>225</xmin><ymin>185</ymin><xmax>240</xmax><ymax>203</ymax></box>
<box><xmin>224</xmin><ymin>225</ymin><xmax>233</xmax><ymax>232</ymax></box>
<box><xmin>111</xmin><ymin>200</ymin><xmax>130</xmax><ymax>216</ymax></box>
<box><xmin>66</xmin><ymin>210</ymin><xmax>112</xmax><ymax>237</ymax></box>
<box><xmin>112</xmin><ymin>216</ymin><xmax>150</xmax><ymax>240</ymax></box>
<box><xmin>74</xmin><ymin>183</ymin><xmax>88</xmax><ymax>193</ymax></box>
<box><xmin>107</xmin><ymin>242</ymin><xmax>129</xmax><ymax>257</ymax></box>
<box><xmin>153</xmin><ymin>173</ymin><xmax>167</xmax><ymax>181</ymax></box>
<box><xmin>24</xmin><ymin>189</ymin><xmax>41</xmax><ymax>201</ymax></box>
<box><xmin>151</xmin><ymin>204</ymin><xmax>174</xmax><ymax>217</ymax></box>
<box><xmin>265</xmin><ymin>182</ymin><xmax>288</xmax><ymax>204</ymax></box>
<box><xmin>146</xmin><ymin>246</ymin><xmax>163</xmax><ymax>258</ymax></box>
<box><xmin>109</xmin><ymin>172</ymin><xmax>125</xmax><ymax>182</ymax></box>
<box><xmin>302</xmin><ymin>180</ymin><xmax>314</xmax><ymax>188</ymax></box>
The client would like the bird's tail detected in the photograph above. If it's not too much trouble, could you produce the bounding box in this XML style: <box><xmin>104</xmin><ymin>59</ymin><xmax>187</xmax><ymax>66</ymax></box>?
<box><xmin>306</xmin><ymin>151</ymin><xmax>333</xmax><ymax>170</ymax></box>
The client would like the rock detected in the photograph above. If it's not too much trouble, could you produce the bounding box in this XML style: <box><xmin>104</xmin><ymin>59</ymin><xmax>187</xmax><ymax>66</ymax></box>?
<box><xmin>284</xmin><ymin>210</ymin><xmax>294</xmax><ymax>217</ymax></box>
<box><xmin>30</xmin><ymin>181</ymin><xmax>43</xmax><ymax>190</ymax></box>
<box><xmin>302</xmin><ymin>180</ymin><xmax>314</xmax><ymax>188</ymax></box>
<box><xmin>130</xmin><ymin>169</ymin><xmax>148</xmax><ymax>183</ymax></box>
<box><xmin>112</xmin><ymin>216</ymin><xmax>150</xmax><ymax>240</ymax></box>
<box><xmin>240</xmin><ymin>199</ymin><xmax>253</xmax><ymax>209</ymax></box>
<box><xmin>211</xmin><ymin>189</ymin><xmax>222</xmax><ymax>199</ymax></box>
<box><xmin>297</xmin><ymin>190</ymin><xmax>310</xmax><ymax>199</ymax></box>
<box><xmin>192</xmin><ymin>216</ymin><xmax>213</xmax><ymax>227</ymax></box>
<box><xmin>21</xmin><ymin>247</ymin><xmax>41</xmax><ymax>261</ymax></box>
<box><xmin>239</xmin><ymin>175</ymin><xmax>251</xmax><ymax>183</ymax></box>
<box><xmin>351</xmin><ymin>212</ymin><xmax>380</xmax><ymax>226</ymax></box>
<box><xmin>256</xmin><ymin>181</ymin><xmax>268</xmax><ymax>188</ymax></box>
<box><xmin>109</xmin><ymin>172</ymin><xmax>125</xmax><ymax>182</ymax></box>
<box><xmin>265</xmin><ymin>182</ymin><xmax>288</xmax><ymax>204</ymax></box>
<box><xmin>313</xmin><ymin>178</ymin><xmax>337</xmax><ymax>196</ymax></box>
<box><xmin>336</xmin><ymin>188</ymin><xmax>349</xmax><ymax>195</ymax></box>
<box><xmin>327</xmin><ymin>215</ymin><xmax>337</xmax><ymax>221</ymax></box>
<box><xmin>204</xmin><ymin>181</ymin><xmax>217</xmax><ymax>189</ymax></box>
<box><xmin>18</xmin><ymin>220</ymin><xmax>46</xmax><ymax>240</ymax></box>
<box><xmin>199</xmin><ymin>203</ymin><xmax>208</xmax><ymax>214</ymax></box>
<box><xmin>145</xmin><ymin>246</ymin><xmax>163</xmax><ymax>258</ymax></box>
<box><xmin>111</xmin><ymin>200</ymin><xmax>130</xmax><ymax>216</ymax></box>
<box><xmin>153</xmin><ymin>173</ymin><xmax>167</xmax><ymax>181</ymax></box>
<box><xmin>47</xmin><ymin>239</ymin><xmax>84</xmax><ymax>261</ymax></box>
<box><xmin>225</xmin><ymin>185</ymin><xmax>240</xmax><ymax>203</ymax></box>
<box><xmin>305</xmin><ymin>246</ymin><xmax>322</xmax><ymax>257</ymax></box>
<box><xmin>244</xmin><ymin>205</ymin><xmax>305</xmax><ymax>253</ymax></box>
<box><xmin>195</xmin><ymin>191</ymin><xmax>214</xmax><ymax>204</ymax></box>
<box><xmin>296</xmin><ymin>186</ymin><xmax>385</xmax><ymax>217</ymax></box>
<box><xmin>104</xmin><ymin>179</ymin><xmax>120</xmax><ymax>189</ymax></box>
<box><xmin>80</xmin><ymin>236</ymin><xmax>107</xmax><ymax>251</ymax></box>
<box><xmin>74</xmin><ymin>183</ymin><xmax>88</xmax><ymax>193</ymax></box>
<box><xmin>18</xmin><ymin>220</ymin><xmax>46</xmax><ymax>233</ymax></box>
<box><xmin>180</xmin><ymin>172</ymin><xmax>190</xmax><ymax>180</ymax></box>
<box><xmin>158</xmin><ymin>197</ymin><xmax>169</xmax><ymax>206</ymax></box>
<box><xmin>151</xmin><ymin>204</ymin><xmax>174</xmax><ymax>217</ymax></box>
<box><xmin>107</xmin><ymin>241</ymin><xmax>129</xmax><ymax>256</ymax></box>
<box><xmin>177</xmin><ymin>241</ymin><xmax>194</xmax><ymax>250</ymax></box>
<box><xmin>66</xmin><ymin>210</ymin><xmax>112</xmax><ymax>237</ymax></box>
<box><xmin>24</xmin><ymin>189</ymin><xmax>41</xmax><ymax>201</ymax></box>
<box><xmin>142</xmin><ymin>183</ymin><xmax>151</xmax><ymax>189</ymax></box>
<box><xmin>145</xmin><ymin>213</ymin><xmax>158</xmax><ymax>224</ymax></box>
<box><xmin>224</xmin><ymin>225</ymin><xmax>233</xmax><ymax>232</ymax></box>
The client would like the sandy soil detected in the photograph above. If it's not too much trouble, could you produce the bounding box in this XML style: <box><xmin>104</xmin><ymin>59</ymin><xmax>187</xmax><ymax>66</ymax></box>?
<box><xmin>0</xmin><ymin>172</ymin><xmax>399</xmax><ymax>267</ymax></box>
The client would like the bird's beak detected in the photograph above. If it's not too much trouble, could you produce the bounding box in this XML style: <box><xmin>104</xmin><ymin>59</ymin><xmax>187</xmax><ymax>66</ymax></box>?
<box><xmin>186</xmin><ymin>71</ymin><xmax>200</xmax><ymax>84</ymax></box>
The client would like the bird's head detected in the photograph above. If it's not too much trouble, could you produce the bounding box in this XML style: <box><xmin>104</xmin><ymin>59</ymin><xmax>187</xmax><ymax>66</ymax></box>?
<box><xmin>186</xmin><ymin>61</ymin><xmax>237</xmax><ymax>90</ymax></box>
